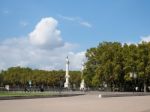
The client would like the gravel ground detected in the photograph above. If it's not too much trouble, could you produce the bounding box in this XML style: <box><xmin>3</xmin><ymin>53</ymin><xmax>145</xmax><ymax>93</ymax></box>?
<box><xmin>0</xmin><ymin>94</ymin><xmax>150</xmax><ymax>112</ymax></box>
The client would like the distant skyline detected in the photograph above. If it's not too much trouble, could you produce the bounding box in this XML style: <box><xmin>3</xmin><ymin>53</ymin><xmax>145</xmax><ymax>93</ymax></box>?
<box><xmin>0</xmin><ymin>0</ymin><xmax>150</xmax><ymax>70</ymax></box>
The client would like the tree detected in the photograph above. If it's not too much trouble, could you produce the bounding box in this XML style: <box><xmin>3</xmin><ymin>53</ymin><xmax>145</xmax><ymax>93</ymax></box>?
<box><xmin>0</xmin><ymin>67</ymin><xmax>80</xmax><ymax>90</ymax></box>
<box><xmin>85</xmin><ymin>42</ymin><xmax>124</xmax><ymax>91</ymax></box>
<box><xmin>70</xmin><ymin>71</ymin><xmax>81</xmax><ymax>89</ymax></box>
<box><xmin>84</xmin><ymin>47</ymin><xmax>99</xmax><ymax>88</ymax></box>
<box><xmin>0</xmin><ymin>70</ymin><xmax>4</xmax><ymax>86</ymax></box>
<box><xmin>137</xmin><ymin>42</ymin><xmax>150</xmax><ymax>92</ymax></box>
<box><xmin>84</xmin><ymin>41</ymin><xmax>150</xmax><ymax>92</ymax></box>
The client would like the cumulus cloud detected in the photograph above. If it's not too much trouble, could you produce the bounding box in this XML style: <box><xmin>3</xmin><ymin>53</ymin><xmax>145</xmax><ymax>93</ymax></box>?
<box><xmin>29</xmin><ymin>17</ymin><xmax>64</xmax><ymax>49</ymax></box>
<box><xmin>140</xmin><ymin>35</ymin><xmax>150</xmax><ymax>42</ymax></box>
<box><xmin>122</xmin><ymin>35</ymin><xmax>150</xmax><ymax>46</ymax></box>
<box><xmin>0</xmin><ymin>17</ymin><xmax>85</xmax><ymax>71</ymax></box>
<box><xmin>68</xmin><ymin>51</ymin><xmax>86</xmax><ymax>70</ymax></box>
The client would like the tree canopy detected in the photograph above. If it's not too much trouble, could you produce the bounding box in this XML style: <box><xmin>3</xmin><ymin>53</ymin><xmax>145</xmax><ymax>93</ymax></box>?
<box><xmin>1</xmin><ymin>42</ymin><xmax>150</xmax><ymax>92</ymax></box>
<box><xmin>0</xmin><ymin>67</ymin><xmax>81</xmax><ymax>89</ymax></box>
<box><xmin>84</xmin><ymin>42</ymin><xmax>150</xmax><ymax>92</ymax></box>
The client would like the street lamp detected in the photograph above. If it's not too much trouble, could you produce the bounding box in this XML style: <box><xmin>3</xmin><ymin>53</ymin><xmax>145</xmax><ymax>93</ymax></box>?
<box><xmin>28</xmin><ymin>80</ymin><xmax>32</xmax><ymax>92</ymax></box>
<box><xmin>130</xmin><ymin>72</ymin><xmax>137</xmax><ymax>92</ymax></box>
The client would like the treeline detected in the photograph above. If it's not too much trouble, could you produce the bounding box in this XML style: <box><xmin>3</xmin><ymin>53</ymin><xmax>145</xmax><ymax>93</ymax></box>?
<box><xmin>0</xmin><ymin>67</ymin><xmax>81</xmax><ymax>89</ymax></box>
<box><xmin>1</xmin><ymin>42</ymin><xmax>150</xmax><ymax>92</ymax></box>
<box><xmin>84</xmin><ymin>42</ymin><xmax>150</xmax><ymax>92</ymax></box>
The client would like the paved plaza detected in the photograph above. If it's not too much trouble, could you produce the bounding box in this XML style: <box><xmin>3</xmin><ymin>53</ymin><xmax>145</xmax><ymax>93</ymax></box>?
<box><xmin>0</xmin><ymin>93</ymin><xmax>150</xmax><ymax>112</ymax></box>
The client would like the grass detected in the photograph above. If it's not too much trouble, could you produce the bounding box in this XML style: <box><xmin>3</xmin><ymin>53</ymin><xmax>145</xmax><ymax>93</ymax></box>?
<box><xmin>0</xmin><ymin>91</ymin><xmax>59</xmax><ymax>97</ymax></box>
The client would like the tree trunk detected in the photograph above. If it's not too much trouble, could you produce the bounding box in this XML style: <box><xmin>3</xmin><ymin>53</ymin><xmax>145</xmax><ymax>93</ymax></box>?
<box><xmin>144</xmin><ymin>80</ymin><xmax>147</xmax><ymax>92</ymax></box>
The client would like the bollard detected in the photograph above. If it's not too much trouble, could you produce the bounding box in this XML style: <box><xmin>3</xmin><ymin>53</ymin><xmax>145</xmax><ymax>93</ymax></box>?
<box><xmin>98</xmin><ymin>94</ymin><xmax>102</xmax><ymax>98</ymax></box>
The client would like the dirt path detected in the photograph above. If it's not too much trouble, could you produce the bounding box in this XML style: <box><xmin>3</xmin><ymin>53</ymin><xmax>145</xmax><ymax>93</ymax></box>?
<box><xmin>0</xmin><ymin>94</ymin><xmax>150</xmax><ymax>112</ymax></box>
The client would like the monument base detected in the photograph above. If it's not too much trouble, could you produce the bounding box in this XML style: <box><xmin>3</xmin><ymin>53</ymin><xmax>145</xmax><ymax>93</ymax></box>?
<box><xmin>80</xmin><ymin>80</ymin><xmax>86</xmax><ymax>90</ymax></box>
<box><xmin>64</xmin><ymin>82</ymin><xmax>70</xmax><ymax>89</ymax></box>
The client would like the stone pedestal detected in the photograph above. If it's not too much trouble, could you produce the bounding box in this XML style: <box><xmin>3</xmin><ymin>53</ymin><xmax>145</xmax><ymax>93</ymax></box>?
<box><xmin>80</xmin><ymin>79</ymin><xmax>85</xmax><ymax>90</ymax></box>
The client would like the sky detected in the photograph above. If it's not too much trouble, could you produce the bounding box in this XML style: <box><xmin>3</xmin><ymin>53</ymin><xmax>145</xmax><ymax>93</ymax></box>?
<box><xmin>0</xmin><ymin>0</ymin><xmax>150</xmax><ymax>70</ymax></box>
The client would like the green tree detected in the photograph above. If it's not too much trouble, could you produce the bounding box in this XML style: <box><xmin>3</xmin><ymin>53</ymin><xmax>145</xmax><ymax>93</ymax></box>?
<box><xmin>137</xmin><ymin>42</ymin><xmax>150</xmax><ymax>92</ymax></box>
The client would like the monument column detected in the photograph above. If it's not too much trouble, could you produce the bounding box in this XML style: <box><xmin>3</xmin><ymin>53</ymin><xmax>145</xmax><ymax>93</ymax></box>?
<box><xmin>64</xmin><ymin>56</ymin><xmax>70</xmax><ymax>88</ymax></box>
<box><xmin>80</xmin><ymin>62</ymin><xmax>86</xmax><ymax>90</ymax></box>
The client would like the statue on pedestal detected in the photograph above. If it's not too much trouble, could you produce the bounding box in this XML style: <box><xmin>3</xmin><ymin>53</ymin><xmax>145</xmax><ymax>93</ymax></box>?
<box><xmin>80</xmin><ymin>61</ymin><xmax>86</xmax><ymax>90</ymax></box>
<box><xmin>64</xmin><ymin>56</ymin><xmax>70</xmax><ymax>88</ymax></box>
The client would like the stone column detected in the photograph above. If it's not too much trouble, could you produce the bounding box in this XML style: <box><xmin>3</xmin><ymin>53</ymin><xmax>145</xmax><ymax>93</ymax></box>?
<box><xmin>64</xmin><ymin>56</ymin><xmax>70</xmax><ymax>88</ymax></box>
<box><xmin>80</xmin><ymin>62</ymin><xmax>86</xmax><ymax>90</ymax></box>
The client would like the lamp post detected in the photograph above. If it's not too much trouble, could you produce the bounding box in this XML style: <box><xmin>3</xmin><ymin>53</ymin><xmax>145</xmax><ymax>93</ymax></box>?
<box><xmin>28</xmin><ymin>80</ymin><xmax>32</xmax><ymax>92</ymax></box>
<box><xmin>130</xmin><ymin>71</ymin><xmax>137</xmax><ymax>92</ymax></box>
<box><xmin>59</xmin><ymin>76</ymin><xmax>63</xmax><ymax>94</ymax></box>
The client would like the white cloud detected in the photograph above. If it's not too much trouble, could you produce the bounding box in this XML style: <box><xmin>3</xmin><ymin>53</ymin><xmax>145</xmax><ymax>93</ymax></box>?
<box><xmin>80</xmin><ymin>21</ymin><xmax>92</xmax><ymax>28</ymax></box>
<box><xmin>122</xmin><ymin>35</ymin><xmax>150</xmax><ymax>46</ymax></box>
<box><xmin>29</xmin><ymin>17</ymin><xmax>64</xmax><ymax>49</ymax></box>
<box><xmin>0</xmin><ymin>17</ymin><xmax>85</xmax><ymax>71</ymax></box>
<box><xmin>58</xmin><ymin>15</ymin><xmax>92</xmax><ymax>28</ymax></box>
<box><xmin>68</xmin><ymin>51</ymin><xmax>86</xmax><ymax>70</ymax></box>
<box><xmin>58</xmin><ymin>15</ymin><xmax>77</xmax><ymax>21</ymax></box>
<box><xmin>140</xmin><ymin>35</ymin><xmax>150</xmax><ymax>43</ymax></box>
<box><xmin>121</xmin><ymin>42</ymin><xmax>137</xmax><ymax>46</ymax></box>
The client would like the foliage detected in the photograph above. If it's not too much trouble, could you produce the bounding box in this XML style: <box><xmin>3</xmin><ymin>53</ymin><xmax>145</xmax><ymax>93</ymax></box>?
<box><xmin>84</xmin><ymin>42</ymin><xmax>150</xmax><ymax>92</ymax></box>
<box><xmin>0</xmin><ymin>67</ymin><xmax>81</xmax><ymax>89</ymax></box>
<box><xmin>1</xmin><ymin>41</ymin><xmax>150</xmax><ymax>92</ymax></box>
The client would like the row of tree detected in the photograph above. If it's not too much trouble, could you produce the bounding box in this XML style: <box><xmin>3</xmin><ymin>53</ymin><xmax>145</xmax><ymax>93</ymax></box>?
<box><xmin>0</xmin><ymin>67</ymin><xmax>81</xmax><ymax>89</ymax></box>
<box><xmin>83</xmin><ymin>42</ymin><xmax>150</xmax><ymax>92</ymax></box>
<box><xmin>1</xmin><ymin>42</ymin><xmax>150</xmax><ymax>92</ymax></box>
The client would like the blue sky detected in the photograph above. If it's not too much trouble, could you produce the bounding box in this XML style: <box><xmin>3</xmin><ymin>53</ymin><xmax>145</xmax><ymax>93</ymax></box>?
<box><xmin>1</xmin><ymin>0</ymin><xmax>150</xmax><ymax>49</ymax></box>
<box><xmin>0</xmin><ymin>0</ymin><xmax>150</xmax><ymax>70</ymax></box>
